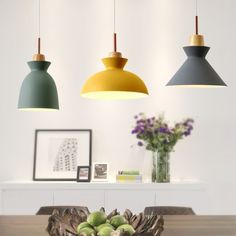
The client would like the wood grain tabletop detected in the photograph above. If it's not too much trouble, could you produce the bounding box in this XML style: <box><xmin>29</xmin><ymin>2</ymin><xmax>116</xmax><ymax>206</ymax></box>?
<box><xmin>0</xmin><ymin>215</ymin><xmax>236</xmax><ymax>236</ymax></box>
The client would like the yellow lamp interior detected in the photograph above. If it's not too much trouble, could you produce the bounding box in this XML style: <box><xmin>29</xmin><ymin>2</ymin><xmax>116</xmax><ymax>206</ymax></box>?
<box><xmin>81</xmin><ymin>91</ymin><xmax>148</xmax><ymax>100</ymax></box>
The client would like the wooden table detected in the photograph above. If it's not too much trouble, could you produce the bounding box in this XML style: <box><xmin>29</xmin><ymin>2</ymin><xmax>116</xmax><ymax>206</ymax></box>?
<box><xmin>0</xmin><ymin>215</ymin><xmax>236</xmax><ymax>236</ymax></box>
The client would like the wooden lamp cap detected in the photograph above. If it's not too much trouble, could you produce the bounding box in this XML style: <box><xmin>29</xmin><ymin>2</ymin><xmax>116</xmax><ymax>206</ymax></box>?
<box><xmin>33</xmin><ymin>54</ymin><xmax>46</xmax><ymax>61</ymax></box>
<box><xmin>189</xmin><ymin>34</ymin><xmax>205</xmax><ymax>46</ymax></box>
<box><xmin>109</xmin><ymin>52</ymin><xmax>122</xmax><ymax>58</ymax></box>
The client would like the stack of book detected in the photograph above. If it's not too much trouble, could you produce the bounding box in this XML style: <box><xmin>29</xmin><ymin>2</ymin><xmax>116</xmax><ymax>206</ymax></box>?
<box><xmin>116</xmin><ymin>170</ymin><xmax>142</xmax><ymax>183</ymax></box>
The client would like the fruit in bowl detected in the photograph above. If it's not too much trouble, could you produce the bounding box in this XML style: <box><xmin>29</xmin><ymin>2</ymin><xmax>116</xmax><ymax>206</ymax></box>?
<box><xmin>77</xmin><ymin>210</ymin><xmax>135</xmax><ymax>236</ymax></box>
<box><xmin>96</xmin><ymin>223</ymin><xmax>114</xmax><ymax>232</ymax></box>
<box><xmin>117</xmin><ymin>224</ymin><xmax>135</xmax><ymax>235</ymax></box>
<box><xmin>47</xmin><ymin>208</ymin><xmax>164</xmax><ymax>236</ymax></box>
<box><xmin>97</xmin><ymin>226</ymin><xmax>114</xmax><ymax>236</ymax></box>
<box><xmin>77</xmin><ymin>226</ymin><xmax>96</xmax><ymax>236</ymax></box>
<box><xmin>77</xmin><ymin>222</ymin><xmax>93</xmax><ymax>232</ymax></box>
<box><xmin>87</xmin><ymin>211</ymin><xmax>107</xmax><ymax>227</ymax></box>
<box><xmin>110</xmin><ymin>215</ymin><xmax>127</xmax><ymax>228</ymax></box>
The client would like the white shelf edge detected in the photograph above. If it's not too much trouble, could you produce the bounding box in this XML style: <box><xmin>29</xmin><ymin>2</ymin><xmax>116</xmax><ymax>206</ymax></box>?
<box><xmin>0</xmin><ymin>181</ymin><xmax>207</xmax><ymax>191</ymax></box>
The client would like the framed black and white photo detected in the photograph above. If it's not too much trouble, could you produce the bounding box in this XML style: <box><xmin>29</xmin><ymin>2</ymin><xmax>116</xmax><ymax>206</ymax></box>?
<box><xmin>77</xmin><ymin>166</ymin><xmax>91</xmax><ymax>182</ymax></box>
<box><xmin>92</xmin><ymin>162</ymin><xmax>109</xmax><ymax>182</ymax></box>
<box><xmin>33</xmin><ymin>129</ymin><xmax>92</xmax><ymax>181</ymax></box>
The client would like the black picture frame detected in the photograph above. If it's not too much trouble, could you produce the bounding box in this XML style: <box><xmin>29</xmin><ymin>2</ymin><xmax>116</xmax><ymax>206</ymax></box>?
<box><xmin>77</xmin><ymin>166</ymin><xmax>91</xmax><ymax>182</ymax></box>
<box><xmin>33</xmin><ymin>129</ymin><xmax>92</xmax><ymax>181</ymax></box>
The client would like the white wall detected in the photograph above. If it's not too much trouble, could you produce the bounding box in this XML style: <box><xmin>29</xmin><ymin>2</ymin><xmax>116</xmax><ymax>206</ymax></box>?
<box><xmin>0</xmin><ymin>0</ymin><xmax>235</xmax><ymax>212</ymax></box>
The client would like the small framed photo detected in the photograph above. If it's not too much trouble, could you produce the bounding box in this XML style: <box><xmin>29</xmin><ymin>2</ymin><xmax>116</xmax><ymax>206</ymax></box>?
<box><xmin>92</xmin><ymin>163</ymin><xmax>109</xmax><ymax>182</ymax></box>
<box><xmin>33</xmin><ymin>129</ymin><xmax>92</xmax><ymax>181</ymax></box>
<box><xmin>77</xmin><ymin>166</ymin><xmax>91</xmax><ymax>182</ymax></box>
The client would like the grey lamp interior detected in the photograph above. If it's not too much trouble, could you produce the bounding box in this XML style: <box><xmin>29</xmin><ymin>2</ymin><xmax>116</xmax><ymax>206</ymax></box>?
<box><xmin>18</xmin><ymin>61</ymin><xmax>59</xmax><ymax>110</ymax></box>
<box><xmin>166</xmin><ymin>46</ymin><xmax>227</xmax><ymax>87</ymax></box>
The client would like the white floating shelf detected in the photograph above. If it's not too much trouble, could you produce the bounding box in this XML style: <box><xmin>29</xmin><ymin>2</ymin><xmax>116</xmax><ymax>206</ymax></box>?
<box><xmin>0</xmin><ymin>180</ymin><xmax>206</xmax><ymax>190</ymax></box>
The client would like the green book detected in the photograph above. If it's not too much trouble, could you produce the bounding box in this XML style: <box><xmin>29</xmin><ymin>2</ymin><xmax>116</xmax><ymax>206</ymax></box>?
<box><xmin>118</xmin><ymin>170</ymin><xmax>140</xmax><ymax>175</ymax></box>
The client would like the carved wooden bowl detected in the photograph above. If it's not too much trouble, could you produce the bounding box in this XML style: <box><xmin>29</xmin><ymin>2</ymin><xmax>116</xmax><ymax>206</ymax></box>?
<box><xmin>47</xmin><ymin>208</ymin><xmax>164</xmax><ymax>236</ymax></box>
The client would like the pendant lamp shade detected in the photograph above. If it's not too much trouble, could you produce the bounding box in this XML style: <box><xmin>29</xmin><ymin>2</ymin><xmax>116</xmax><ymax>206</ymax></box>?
<box><xmin>166</xmin><ymin>6</ymin><xmax>227</xmax><ymax>87</ymax></box>
<box><xmin>81</xmin><ymin>0</ymin><xmax>148</xmax><ymax>99</ymax></box>
<box><xmin>18</xmin><ymin>0</ymin><xmax>59</xmax><ymax>110</ymax></box>
<box><xmin>81</xmin><ymin>53</ymin><xmax>148</xmax><ymax>99</ymax></box>
<box><xmin>166</xmin><ymin>46</ymin><xmax>226</xmax><ymax>87</ymax></box>
<box><xmin>18</xmin><ymin>61</ymin><xmax>59</xmax><ymax>110</ymax></box>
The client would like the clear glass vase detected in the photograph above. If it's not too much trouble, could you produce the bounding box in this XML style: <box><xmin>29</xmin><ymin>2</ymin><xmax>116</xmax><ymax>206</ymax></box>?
<box><xmin>152</xmin><ymin>151</ymin><xmax>170</xmax><ymax>183</ymax></box>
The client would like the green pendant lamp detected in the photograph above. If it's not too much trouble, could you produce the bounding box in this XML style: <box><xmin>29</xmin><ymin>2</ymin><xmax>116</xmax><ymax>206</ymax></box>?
<box><xmin>18</xmin><ymin>0</ymin><xmax>59</xmax><ymax>110</ymax></box>
<box><xmin>166</xmin><ymin>0</ymin><xmax>227</xmax><ymax>87</ymax></box>
<box><xmin>81</xmin><ymin>0</ymin><xmax>148</xmax><ymax>99</ymax></box>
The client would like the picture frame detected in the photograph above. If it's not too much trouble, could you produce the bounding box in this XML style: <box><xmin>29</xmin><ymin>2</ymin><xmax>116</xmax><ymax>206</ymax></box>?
<box><xmin>33</xmin><ymin>129</ymin><xmax>92</xmax><ymax>181</ymax></box>
<box><xmin>92</xmin><ymin>162</ymin><xmax>109</xmax><ymax>182</ymax></box>
<box><xmin>77</xmin><ymin>166</ymin><xmax>91</xmax><ymax>182</ymax></box>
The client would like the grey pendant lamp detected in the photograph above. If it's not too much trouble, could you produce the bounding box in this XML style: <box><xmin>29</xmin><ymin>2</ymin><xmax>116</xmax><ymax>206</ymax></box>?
<box><xmin>18</xmin><ymin>0</ymin><xmax>59</xmax><ymax>110</ymax></box>
<box><xmin>166</xmin><ymin>0</ymin><xmax>227</xmax><ymax>87</ymax></box>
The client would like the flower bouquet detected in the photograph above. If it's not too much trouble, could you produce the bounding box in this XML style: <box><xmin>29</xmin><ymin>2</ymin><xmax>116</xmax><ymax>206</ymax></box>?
<box><xmin>132</xmin><ymin>113</ymin><xmax>194</xmax><ymax>182</ymax></box>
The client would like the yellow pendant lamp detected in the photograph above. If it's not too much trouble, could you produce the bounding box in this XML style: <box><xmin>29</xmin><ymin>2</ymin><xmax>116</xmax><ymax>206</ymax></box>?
<box><xmin>81</xmin><ymin>0</ymin><xmax>148</xmax><ymax>99</ymax></box>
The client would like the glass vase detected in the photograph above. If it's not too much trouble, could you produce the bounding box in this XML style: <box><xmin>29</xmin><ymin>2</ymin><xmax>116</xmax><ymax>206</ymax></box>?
<box><xmin>152</xmin><ymin>151</ymin><xmax>170</xmax><ymax>183</ymax></box>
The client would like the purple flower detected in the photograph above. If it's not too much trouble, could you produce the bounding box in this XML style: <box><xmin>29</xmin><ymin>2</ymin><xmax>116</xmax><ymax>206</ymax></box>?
<box><xmin>131</xmin><ymin>129</ymin><xmax>137</xmax><ymax>134</ymax></box>
<box><xmin>159</xmin><ymin>127</ymin><xmax>171</xmax><ymax>134</ymax></box>
<box><xmin>159</xmin><ymin>127</ymin><xmax>166</xmax><ymax>133</ymax></box>
<box><xmin>138</xmin><ymin>129</ymin><xmax>144</xmax><ymax>134</ymax></box>
<box><xmin>136</xmin><ymin>126</ymin><xmax>144</xmax><ymax>132</ymax></box>
<box><xmin>186</xmin><ymin>118</ymin><xmax>194</xmax><ymax>123</ymax></box>
<box><xmin>137</xmin><ymin>141</ymin><xmax>143</xmax><ymax>146</ymax></box>
<box><xmin>183</xmin><ymin>131</ymin><xmax>191</xmax><ymax>136</ymax></box>
<box><xmin>188</xmin><ymin>125</ymin><xmax>193</xmax><ymax>130</ymax></box>
<box><xmin>132</xmin><ymin>113</ymin><xmax>194</xmax><ymax>150</ymax></box>
<box><xmin>184</xmin><ymin>119</ymin><xmax>194</xmax><ymax>126</ymax></box>
<box><xmin>137</xmin><ymin>119</ymin><xmax>145</xmax><ymax>124</ymax></box>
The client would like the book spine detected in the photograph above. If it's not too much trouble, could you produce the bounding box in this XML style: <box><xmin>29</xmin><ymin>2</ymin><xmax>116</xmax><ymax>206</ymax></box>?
<box><xmin>116</xmin><ymin>175</ymin><xmax>142</xmax><ymax>182</ymax></box>
<box><xmin>118</xmin><ymin>170</ymin><xmax>140</xmax><ymax>175</ymax></box>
